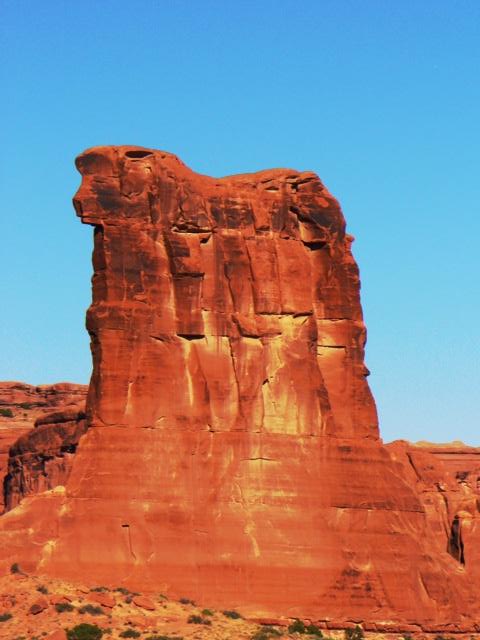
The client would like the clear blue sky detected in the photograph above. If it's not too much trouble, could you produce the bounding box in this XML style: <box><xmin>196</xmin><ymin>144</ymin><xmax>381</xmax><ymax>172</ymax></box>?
<box><xmin>1</xmin><ymin>0</ymin><xmax>478</xmax><ymax>444</ymax></box>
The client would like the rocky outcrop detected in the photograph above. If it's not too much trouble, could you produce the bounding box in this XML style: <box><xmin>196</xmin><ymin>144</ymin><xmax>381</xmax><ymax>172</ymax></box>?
<box><xmin>0</xmin><ymin>383</ymin><xmax>87</xmax><ymax>511</ymax></box>
<box><xmin>0</xmin><ymin>147</ymin><xmax>479</xmax><ymax>631</ymax></box>
<box><xmin>4</xmin><ymin>408</ymin><xmax>87</xmax><ymax>511</ymax></box>
<box><xmin>387</xmin><ymin>440</ymin><xmax>480</xmax><ymax>576</ymax></box>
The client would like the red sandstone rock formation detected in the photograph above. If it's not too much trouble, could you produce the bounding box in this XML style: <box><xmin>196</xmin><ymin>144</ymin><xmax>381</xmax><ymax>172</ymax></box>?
<box><xmin>0</xmin><ymin>383</ymin><xmax>87</xmax><ymax>511</ymax></box>
<box><xmin>4</xmin><ymin>407</ymin><xmax>87</xmax><ymax>511</ymax></box>
<box><xmin>0</xmin><ymin>147</ymin><xmax>479</xmax><ymax>631</ymax></box>
<box><xmin>387</xmin><ymin>440</ymin><xmax>480</xmax><ymax>575</ymax></box>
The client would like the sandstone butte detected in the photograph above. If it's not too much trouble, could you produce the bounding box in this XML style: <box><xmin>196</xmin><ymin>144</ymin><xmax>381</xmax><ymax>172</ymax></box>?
<box><xmin>0</xmin><ymin>145</ymin><xmax>479</xmax><ymax>633</ymax></box>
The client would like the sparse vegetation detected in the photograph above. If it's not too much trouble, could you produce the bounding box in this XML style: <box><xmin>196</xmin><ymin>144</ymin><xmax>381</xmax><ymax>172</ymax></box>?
<box><xmin>55</xmin><ymin>602</ymin><xmax>75</xmax><ymax>613</ymax></box>
<box><xmin>36</xmin><ymin>585</ymin><xmax>49</xmax><ymax>594</ymax></box>
<box><xmin>78</xmin><ymin>604</ymin><xmax>104</xmax><ymax>616</ymax></box>
<box><xmin>18</xmin><ymin>402</ymin><xmax>34</xmax><ymax>409</ymax></box>
<box><xmin>223</xmin><ymin>609</ymin><xmax>242</xmax><ymax>619</ymax></box>
<box><xmin>119</xmin><ymin>630</ymin><xmax>141</xmax><ymax>638</ymax></box>
<box><xmin>10</xmin><ymin>562</ymin><xmax>21</xmax><ymax>574</ymax></box>
<box><xmin>0</xmin><ymin>612</ymin><xmax>13</xmax><ymax>622</ymax></box>
<box><xmin>344</xmin><ymin>626</ymin><xmax>364</xmax><ymax>640</ymax></box>
<box><xmin>287</xmin><ymin>620</ymin><xmax>323</xmax><ymax>636</ymax></box>
<box><xmin>252</xmin><ymin>626</ymin><xmax>283</xmax><ymax>640</ymax></box>
<box><xmin>179</xmin><ymin>597</ymin><xmax>195</xmax><ymax>605</ymax></box>
<box><xmin>0</xmin><ymin>408</ymin><xmax>14</xmax><ymax>418</ymax></box>
<box><xmin>90</xmin><ymin>586</ymin><xmax>108</xmax><ymax>592</ymax></box>
<box><xmin>187</xmin><ymin>614</ymin><xmax>211</xmax><ymax>625</ymax></box>
<box><xmin>201</xmin><ymin>608</ymin><xmax>214</xmax><ymax>616</ymax></box>
<box><xmin>66</xmin><ymin>623</ymin><xmax>103</xmax><ymax>640</ymax></box>
<box><xmin>114</xmin><ymin>587</ymin><xmax>131</xmax><ymax>595</ymax></box>
<box><xmin>288</xmin><ymin>620</ymin><xmax>307</xmax><ymax>634</ymax></box>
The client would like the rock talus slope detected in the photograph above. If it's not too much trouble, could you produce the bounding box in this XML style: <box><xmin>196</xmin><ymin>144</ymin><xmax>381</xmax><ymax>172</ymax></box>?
<box><xmin>0</xmin><ymin>146</ymin><xmax>479</xmax><ymax>630</ymax></box>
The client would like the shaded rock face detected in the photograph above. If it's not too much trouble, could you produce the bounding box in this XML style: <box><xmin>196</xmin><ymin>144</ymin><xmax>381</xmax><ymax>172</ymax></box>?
<box><xmin>0</xmin><ymin>147</ymin><xmax>479</xmax><ymax>631</ymax></box>
<box><xmin>4</xmin><ymin>408</ymin><xmax>88</xmax><ymax>511</ymax></box>
<box><xmin>0</xmin><ymin>383</ymin><xmax>87</xmax><ymax>511</ymax></box>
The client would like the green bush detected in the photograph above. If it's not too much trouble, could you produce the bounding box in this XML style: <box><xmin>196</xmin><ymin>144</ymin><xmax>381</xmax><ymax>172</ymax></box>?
<box><xmin>90</xmin><ymin>586</ymin><xmax>108</xmax><ymax>592</ymax></box>
<box><xmin>56</xmin><ymin>602</ymin><xmax>75</xmax><ymax>613</ymax></box>
<box><xmin>187</xmin><ymin>614</ymin><xmax>211</xmax><ymax>625</ymax></box>
<box><xmin>179</xmin><ymin>597</ymin><xmax>195</xmax><ymax>605</ymax></box>
<box><xmin>0</xmin><ymin>612</ymin><xmax>13</xmax><ymax>622</ymax></box>
<box><xmin>10</xmin><ymin>562</ymin><xmax>20</xmax><ymax>574</ymax></box>
<box><xmin>0</xmin><ymin>408</ymin><xmax>14</xmax><ymax>418</ymax></box>
<box><xmin>78</xmin><ymin>604</ymin><xmax>104</xmax><ymax>616</ymax></box>
<box><xmin>37</xmin><ymin>585</ymin><xmax>49</xmax><ymax>594</ymax></box>
<box><xmin>67</xmin><ymin>624</ymin><xmax>103</xmax><ymax>640</ymax></box>
<box><xmin>119</xmin><ymin>631</ymin><xmax>141</xmax><ymax>638</ymax></box>
<box><xmin>252</xmin><ymin>627</ymin><xmax>282</xmax><ymax>640</ymax></box>
<box><xmin>344</xmin><ymin>626</ymin><xmax>364</xmax><ymax>640</ymax></box>
<box><xmin>288</xmin><ymin>620</ymin><xmax>306</xmax><ymax>634</ymax></box>
<box><xmin>305</xmin><ymin>624</ymin><xmax>323</xmax><ymax>637</ymax></box>
<box><xmin>18</xmin><ymin>402</ymin><xmax>34</xmax><ymax>410</ymax></box>
<box><xmin>223</xmin><ymin>609</ymin><xmax>242</xmax><ymax>619</ymax></box>
<box><xmin>201</xmin><ymin>608</ymin><xmax>214</xmax><ymax>616</ymax></box>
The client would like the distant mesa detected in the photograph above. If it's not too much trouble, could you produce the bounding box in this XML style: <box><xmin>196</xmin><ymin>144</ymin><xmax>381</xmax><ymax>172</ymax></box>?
<box><xmin>0</xmin><ymin>146</ymin><xmax>479</xmax><ymax>632</ymax></box>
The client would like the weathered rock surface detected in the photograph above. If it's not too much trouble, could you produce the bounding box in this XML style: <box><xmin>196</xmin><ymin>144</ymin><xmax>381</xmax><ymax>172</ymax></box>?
<box><xmin>0</xmin><ymin>146</ymin><xmax>479</xmax><ymax>631</ymax></box>
<box><xmin>0</xmin><ymin>383</ymin><xmax>87</xmax><ymax>511</ymax></box>
<box><xmin>4</xmin><ymin>407</ymin><xmax>87</xmax><ymax>511</ymax></box>
<box><xmin>387</xmin><ymin>440</ymin><xmax>480</xmax><ymax>581</ymax></box>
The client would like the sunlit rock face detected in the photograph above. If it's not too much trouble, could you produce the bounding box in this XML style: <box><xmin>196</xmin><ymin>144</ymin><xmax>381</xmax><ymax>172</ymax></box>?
<box><xmin>0</xmin><ymin>147</ymin><xmax>478</xmax><ymax>631</ymax></box>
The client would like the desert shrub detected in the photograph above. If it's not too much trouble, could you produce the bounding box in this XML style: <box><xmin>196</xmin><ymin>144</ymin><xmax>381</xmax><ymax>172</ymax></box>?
<box><xmin>252</xmin><ymin>627</ymin><xmax>282</xmax><ymax>640</ymax></box>
<box><xmin>78</xmin><ymin>604</ymin><xmax>104</xmax><ymax>616</ymax></box>
<box><xmin>344</xmin><ymin>626</ymin><xmax>364</xmax><ymax>640</ymax></box>
<box><xmin>201</xmin><ymin>608</ymin><xmax>214</xmax><ymax>616</ymax></box>
<box><xmin>10</xmin><ymin>562</ymin><xmax>21</xmax><ymax>574</ymax></box>
<box><xmin>67</xmin><ymin>624</ymin><xmax>103</xmax><ymax>640</ymax></box>
<box><xmin>56</xmin><ymin>602</ymin><xmax>75</xmax><ymax>613</ymax></box>
<box><xmin>223</xmin><ymin>609</ymin><xmax>242</xmax><ymax>619</ymax></box>
<box><xmin>179</xmin><ymin>597</ymin><xmax>195</xmax><ymax>605</ymax></box>
<box><xmin>187</xmin><ymin>614</ymin><xmax>211</xmax><ymax>625</ymax></box>
<box><xmin>288</xmin><ymin>620</ymin><xmax>306</xmax><ymax>634</ymax></box>
<box><xmin>0</xmin><ymin>612</ymin><xmax>13</xmax><ymax>622</ymax></box>
<box><xmin>90</xmin><ymin>586</ymin><xmax>108</xmax><ymax>592</ymax></box>
<box><xmin>37</xmin><ymin>585</ymin><xmax>49</xmax><ymax>594</ymax></box>
<box><xmin>119</xmin><ymin>631</ymin><xmax>141</xmax><ymax>638</ymax></box>
<box><xmin>305</xmin><ymin>624</ymin><xmax>323</xmax><ymax>637</ymax></box>
<box><xmin>19</xmin><ymin>402</ymin><xmax>34</xmax><ymax>409</ymax></box>
<box><xmin>0</xmin><ymin>408</ymin><xmax>14</xmax><ymax>418</ymax></box>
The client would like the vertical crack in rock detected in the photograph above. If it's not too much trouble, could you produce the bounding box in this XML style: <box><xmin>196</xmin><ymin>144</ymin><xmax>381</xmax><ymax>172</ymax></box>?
<box><xmin>447</xmin><ymin>515</ymin><xmax>465</xmax><ymax>565</ymax></box>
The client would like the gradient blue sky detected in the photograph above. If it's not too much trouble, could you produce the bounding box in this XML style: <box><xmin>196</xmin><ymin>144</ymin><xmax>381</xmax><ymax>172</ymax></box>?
<box><xmin>1</xmin><ymin>1</ymin><xmax>478</xmax><ymax>444</ymax></box>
